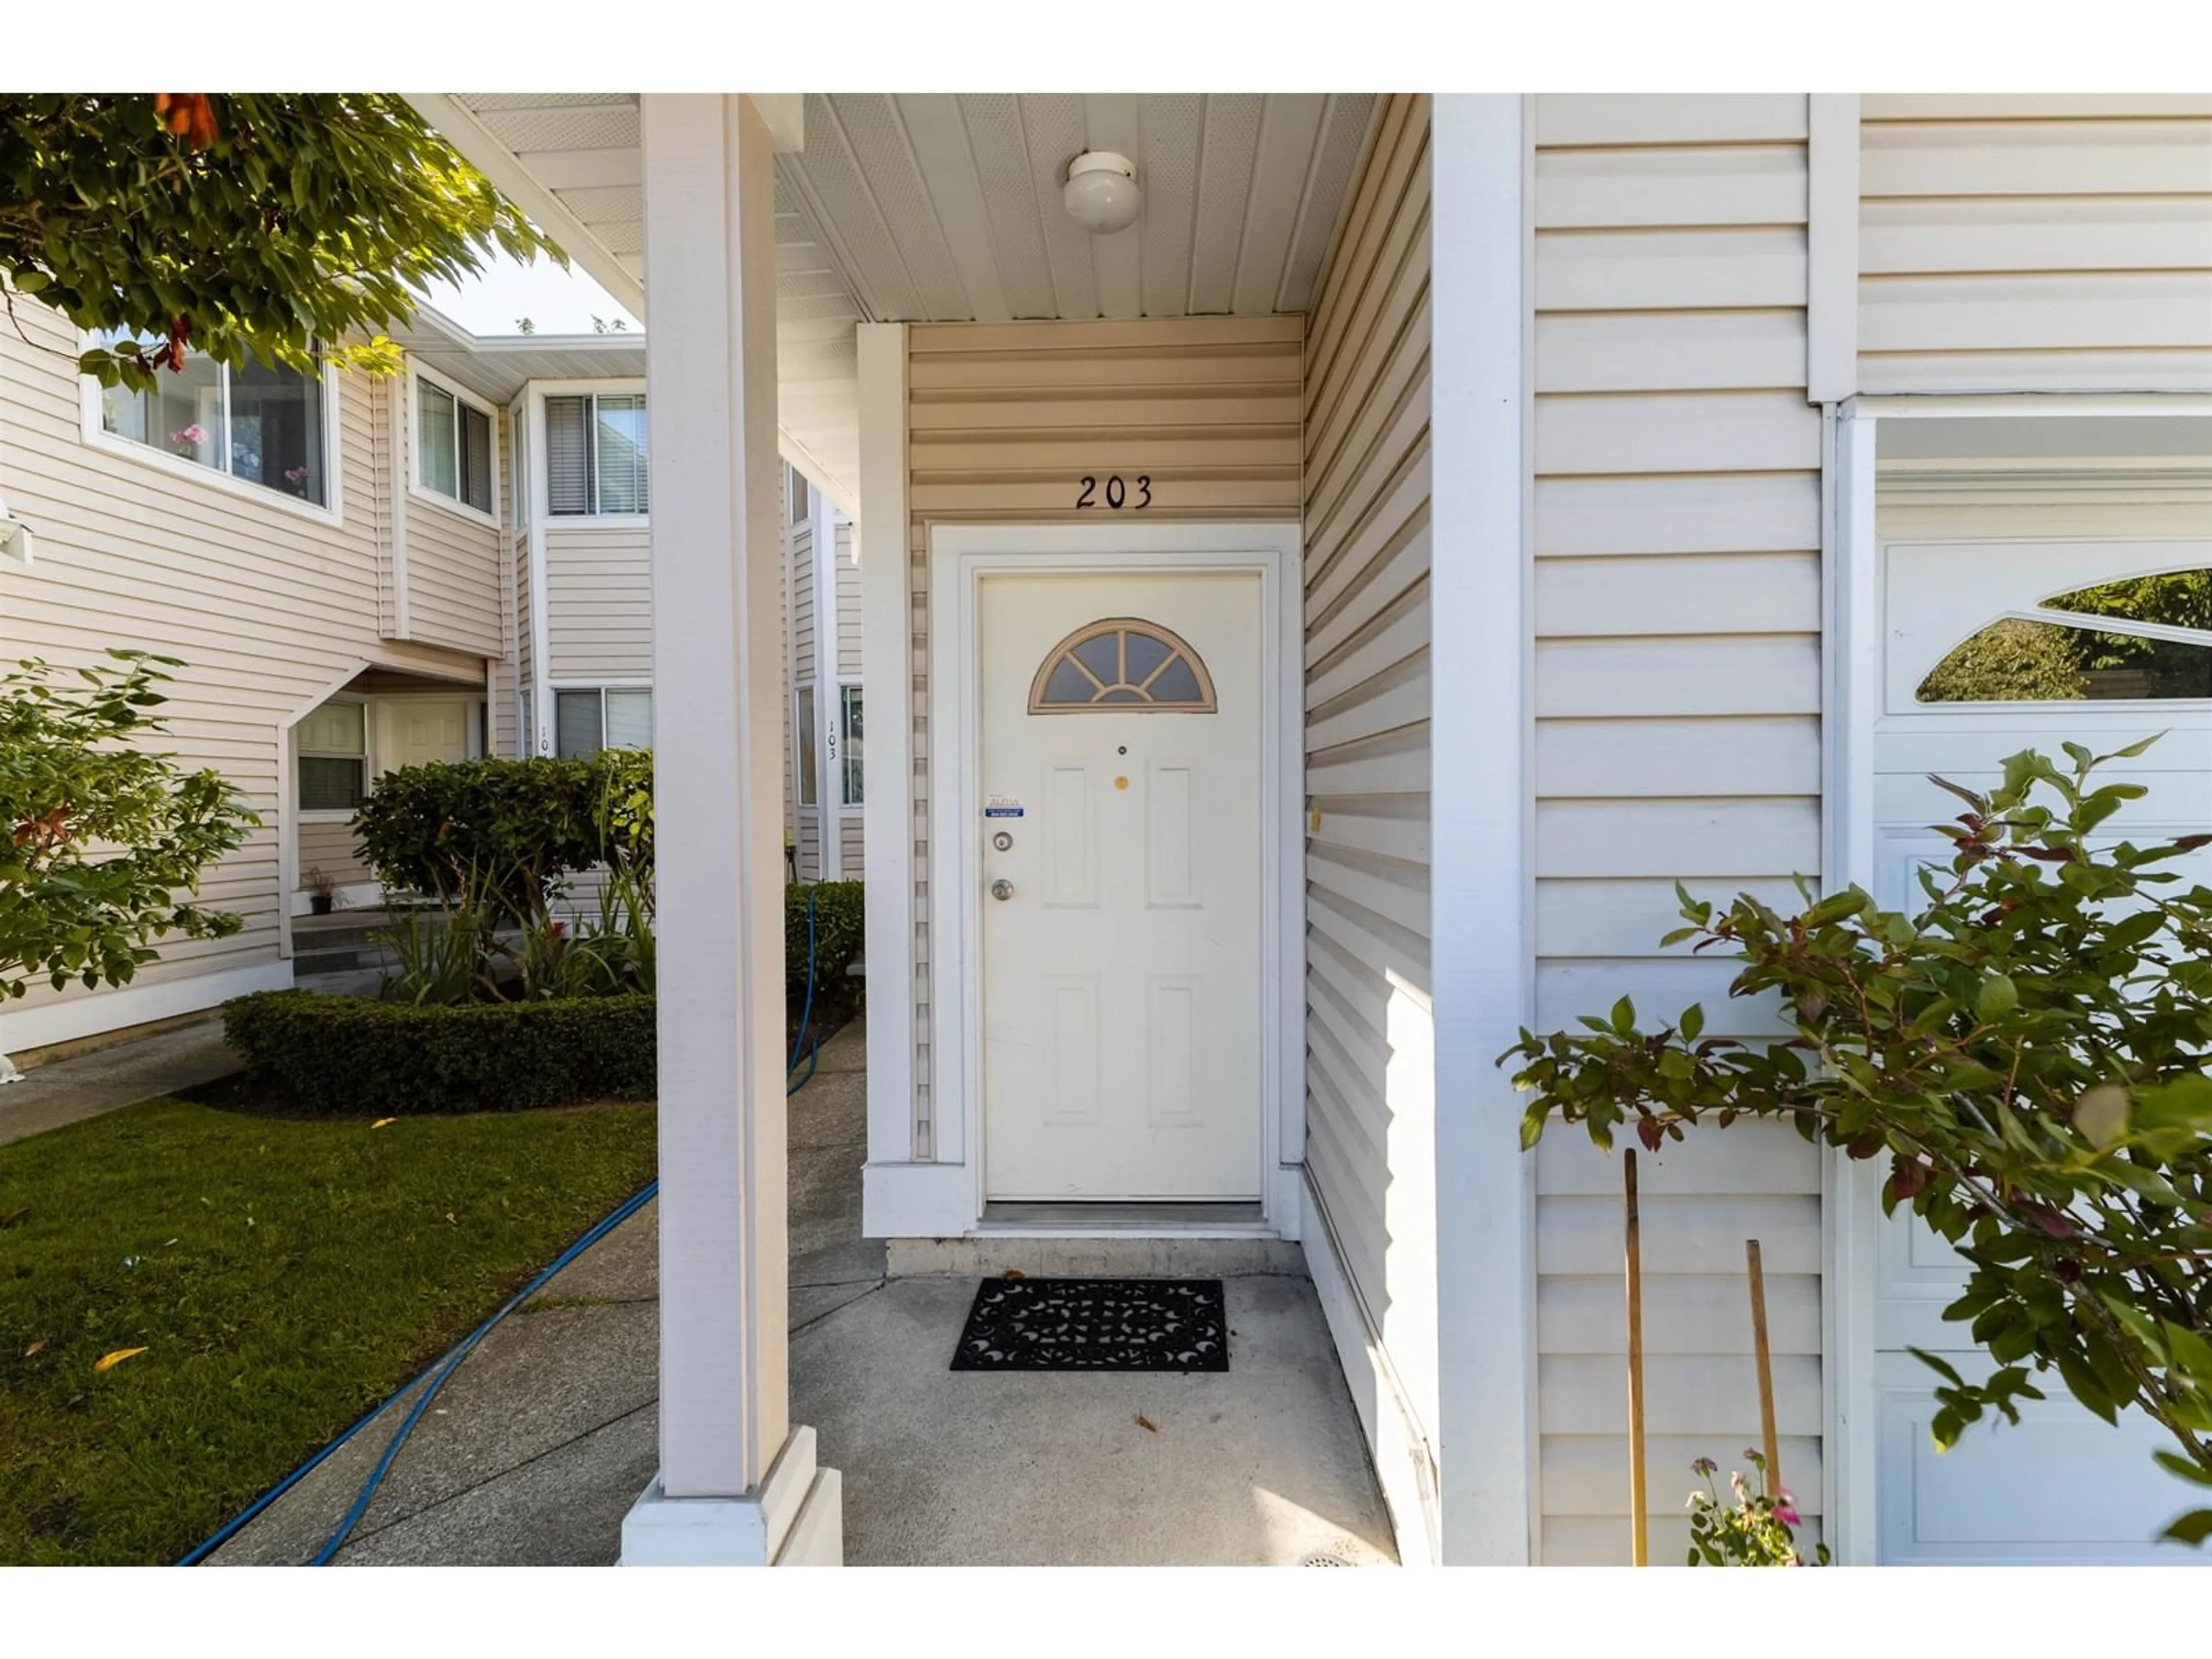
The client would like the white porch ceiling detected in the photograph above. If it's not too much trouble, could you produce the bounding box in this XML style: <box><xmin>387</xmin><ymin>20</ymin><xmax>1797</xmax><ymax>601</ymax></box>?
<box><xmin>412</xmin><ymin>92</ymin><xmax>1381</xmax><ymax>516</ymax></box>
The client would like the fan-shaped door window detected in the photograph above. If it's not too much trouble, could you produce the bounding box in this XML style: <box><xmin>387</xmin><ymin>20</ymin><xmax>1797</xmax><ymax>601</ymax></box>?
<box><xmin>1915</xmin><ymin>566</ymin><xmax>2212</xmax><ymax>703</ymax></box>
<box><xmin>1028</xmin><ymin>618</ymin><xmax>1218</xmax><ymax>713</ymax></box>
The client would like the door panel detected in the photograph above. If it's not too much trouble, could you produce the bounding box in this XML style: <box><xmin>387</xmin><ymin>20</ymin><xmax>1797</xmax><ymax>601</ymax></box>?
<box><xmin>979</xmin><ymin>571</ymin><xmax>1264</xmax><ymax>1201</ymax></box>
<box><xmin>1871</xmin><ymin>538</ymin><xmax>2211</xmax><ymax>1564</ymax></box>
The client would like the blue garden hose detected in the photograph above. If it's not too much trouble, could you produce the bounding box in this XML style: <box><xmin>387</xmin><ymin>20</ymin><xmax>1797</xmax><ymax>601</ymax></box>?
<box><xmin>177</xmin><ymin>885</ymin><xmax>828</xmax><ymax>1566</ymax></box>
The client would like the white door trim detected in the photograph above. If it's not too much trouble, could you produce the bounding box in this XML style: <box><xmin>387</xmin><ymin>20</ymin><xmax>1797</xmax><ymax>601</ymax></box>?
<box><xmin>1823</xmin><ymin>396</ymin><xmax>2212</xmax><ymax>1564</ymax></box>
<box><xmin>926</xmin><ymin>522</ymin><xmax>1304</xmax><ymax>1237</ymax></box>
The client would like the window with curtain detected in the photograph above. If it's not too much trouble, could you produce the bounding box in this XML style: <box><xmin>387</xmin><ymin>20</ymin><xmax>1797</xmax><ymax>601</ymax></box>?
<box><xmin>97</xmin><ymin>331</ymin><xmax>329</xmax><ymax>506</ymax></box>
<box><xmin>297</xmin><ymin>700</ymin><xmax>366</xmax><ymax>811</ymax></box>
<box><xmin>555</xmin><ymin>687</ymin><xmax>653</xmax><ymax>758</ymax></box>
<box><xmin>839</xmin><ymin>685</ymin><xmax>863</xmax><ymax>806</ymax></box>
<box><xmin>545</xmin><ymin>393</ymin><xmax>649</xmax><ymax>516</ymax></box>
<box><xmin>416</xmin><ymin>376</ymin><xmax>494</xmax><ymax>514</ymax></box>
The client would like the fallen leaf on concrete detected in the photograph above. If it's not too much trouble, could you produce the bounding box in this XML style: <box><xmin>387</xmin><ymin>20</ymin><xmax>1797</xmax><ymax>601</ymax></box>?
<box><xmin>22</xmin><ymin>1340</ymin><xmax>44</xmax><ymax>1358</ymax></box>
<box><xmin>1001</xmin><ymin>1268</ymin><xmax>1025</xmax><ymax>1281</ymax></box>
<box><xmin>370</xmin><ymin>1118</ymin><xmax>397</xmax><ymax>1130</ymax></box>
<box><xmin>94</xmin><ymin>1347</ymin><xmax>147</xmax><ymax>1373</ymax></box>
<box><xmin>1135</xmin><ymin>1414</ymin><xmax>1158</xmax><ymax>1433</ymax></box>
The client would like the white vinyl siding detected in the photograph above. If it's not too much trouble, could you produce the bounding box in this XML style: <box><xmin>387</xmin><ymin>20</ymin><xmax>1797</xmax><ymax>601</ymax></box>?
<box><xmin>0</xmin><ymin>300</ymin><xmax>484</xmax><ymax>1026</ymax></box>
<box><xmin>1531</xmin><ymin>93</ymin><xmax>1825</xmax><ymax>1565</ymax></box>
<box><xmin>1296</xmin><ymin>92</ymin><xmax>1438</xmax><ymax>1546</ymax></box>
<box><xmin>791</xmin><ymin>500</ymin><xmax>821</xmax><ymax>880</ymax></box>
<box><xmin>544</xmin><ymin>525</ymin><xmax>652</xmax><ymax>681</ymax></box>
<box><xmin>1858</xmin><ymin>97</ymin><xmax>2212</xmax><ymax>393</ymax></box>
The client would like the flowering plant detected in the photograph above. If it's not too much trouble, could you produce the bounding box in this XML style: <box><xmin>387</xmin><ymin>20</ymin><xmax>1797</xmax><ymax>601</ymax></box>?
<box><xmin>283</xmin><ymin>465</ymin><xmax>310</xmax><ymax>491</ymax></box>
<box><xmin>1685</xmin><ymin>1450</ymin><xmax>1828</xmax><ymax>1566</ymax></box>
<box><xmin>168</xmin><ymin>422</ymin><xmax>207</xmax><ymax>454</ymax></box>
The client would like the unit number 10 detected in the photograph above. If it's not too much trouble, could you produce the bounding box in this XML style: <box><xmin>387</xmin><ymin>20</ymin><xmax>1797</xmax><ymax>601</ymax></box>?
<box><xmin>1076</xmin><ymin>475</ymin><xmax>1151</xmax><ymax>510</ymax></box>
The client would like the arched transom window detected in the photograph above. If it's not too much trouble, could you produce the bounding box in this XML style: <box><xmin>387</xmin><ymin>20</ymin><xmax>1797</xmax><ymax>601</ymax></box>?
<box><xmin>1916</xmin><ymin>566</ymin><xmax>2212</xmax><ymax>704</ymax></box>
<box><xmin>1028</xmin><ymin>617</ymin><xmax>1218</xmax><ymax>714</ymax></box>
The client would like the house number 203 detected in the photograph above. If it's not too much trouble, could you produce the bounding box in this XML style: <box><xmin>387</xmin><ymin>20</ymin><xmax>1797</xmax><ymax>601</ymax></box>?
<box><xmin>1075</xmin><ymin>474</ymin><xmax>1150</xmax><ymax>510</ymax></box>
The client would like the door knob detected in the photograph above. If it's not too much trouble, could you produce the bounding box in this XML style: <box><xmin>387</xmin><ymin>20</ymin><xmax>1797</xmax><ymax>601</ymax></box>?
<box><xmin>991</xmin><ymin>878</ymin><xmax>1014</xmax><ymax>902</ymax></box>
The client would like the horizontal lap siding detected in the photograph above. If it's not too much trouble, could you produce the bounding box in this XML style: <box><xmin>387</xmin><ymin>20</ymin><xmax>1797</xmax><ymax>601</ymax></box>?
<box><xmin>0</xmin><ymin>305</ymin><xmax>484</xmax><ymax>1025</ymax></box>
<box><xmin>905</xmin><ymin>313</ymin><xmax>1304</xmax><ymax>1151</ymax></box>
<box><xmin>835</xmin><ymin>518</ymin><xmax>862</xmax><ymax>679</ymax></box>
<box><xmin>545</xmin><ymin>526</ymin><xmax>652</xmax><ymax>681</ymax></box>
<box><xmin>297</xmin><ymin>820</ymin><xmax>370</xmax><ymax>890</ymax></box>
<box><xmin>1531</xmin><ymin>93</ymin><xmax>1824</xmax><ymax>1563</ymax></box>
<box><xmin>1858</xmin><ymin>98</ymin><xmax>2212</xmax><ymax>392</ymax></box>
<box><xmin>790</xmin><ymin>514</ymin><xmax>817</xmax><ymax>877</ymax></box>
<box><xmin>1301</xmin><ymin>94</ymin><xmax>1438</xmax><ymax>1506</ymax></box>
<box><xmin>404</xmin><ymin>501</ymin><xmax>502</xmax><ymax>657</ymax></box>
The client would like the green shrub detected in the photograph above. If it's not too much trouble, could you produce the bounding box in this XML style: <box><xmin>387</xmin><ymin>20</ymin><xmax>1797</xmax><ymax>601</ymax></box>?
<box><xmin>787</xmin><ymin>881</ymin><xmax>863</xmax><ymax>990</ymax></box>
<box><xmin>351</xmin><ymin>752</ymin><xmax>654</xmax><ymax>924</ymax></box>
<box><xmin>351</xmin><ymin>758</ymin><xmax>602</xmax><ymax>919</ymax></box>
<box><xmin>222</xmin><ymin>990</ymin><xmax>656</xmax><ymax>1112</ymax></box>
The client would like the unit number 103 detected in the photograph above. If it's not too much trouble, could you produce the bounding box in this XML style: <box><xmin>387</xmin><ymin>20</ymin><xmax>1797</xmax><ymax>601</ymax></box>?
<box><xmin>1075</xmin><ymin>474</ymin><xmax>1151</xmax><ymax>510</ymax></box>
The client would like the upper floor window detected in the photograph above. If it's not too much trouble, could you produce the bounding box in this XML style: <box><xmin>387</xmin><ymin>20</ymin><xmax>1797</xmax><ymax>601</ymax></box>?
<box><xmin>416</xmin><ymin>373</ymin><xmax>495</xmax><ymax>517</ymax></box>
<box><xmin>546</xmin><ymin>393</ymin><xmax>648</xmax><ymax>516</ymax></box>
<box><xmin>97</xmin><ymin>333</ymin><xmax>329</xmax><ymax>507</ymax></box>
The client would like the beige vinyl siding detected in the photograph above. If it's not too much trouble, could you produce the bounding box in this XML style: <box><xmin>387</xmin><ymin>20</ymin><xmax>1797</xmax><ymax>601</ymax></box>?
<box><xmin>791</xmin><ymin>509</ymin><xmax>820</xmax><ymax>880</ymax></box>
<box><xmin>905</xmin><ymin>313</ymin><xmax>1304</xmax><ymax>1150</ymax></box>
<box><xmin>839</xmin><ymin>812</ymin><xmax>863</xmax><ymax>877</ymax></box>
<box><xmin>544</xmin><ymin>525</ymin><xmax>652</xmax><ymax>681</ymax></box>
<box><xmin>0</xmin><ymin>302</ymin><xmax>484</xmax><ymax>1024</ymax></box>
<box><xmin>404</xmin><ymin>500</ymin><xmax>502</xmax><ymax>657</ymax></box>
<box><xmin>1858</xmin><ymin>97</ymin><xmax>2212</xmax><ymax>393</ymax></box>
<box><xmin>1296</xmin><ymin>93</ymin><xmax>1439</xmax><ymax>1524</ymax></box>
<box><xmin>1531</xmin><ymin>93</ymin><xmax>1825</xmax><ymax>1564</ymax></box>
<box><xmin>834</xmin><ymin>516</ymin><xmax>862</xmax><ymax>679</ymax></box>
<box><xmin>509</xmin><ymin>527</ymin><xmax>533</xmax><ymax>751</ymax></box>
<box><xmin>297</xmin><ymin>819</ymin><xmax>371</xmax><ymax>891</ymax></box>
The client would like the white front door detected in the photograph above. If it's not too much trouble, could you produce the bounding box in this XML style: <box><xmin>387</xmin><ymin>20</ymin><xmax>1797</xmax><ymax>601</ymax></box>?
<box><xmin>382</xmin><ymin>700</ymin><xmax>474</xmax><ymax>772</ymax></box>
<box><xmin>977</xmin><ymin>570</ymin><xmax>1264</xmax><ymax>1202</ymax></box>
<box><xmin>1870</xmin><ymin>537</ymin><xmax>2211</xmax><ymax>1563</ymax></box>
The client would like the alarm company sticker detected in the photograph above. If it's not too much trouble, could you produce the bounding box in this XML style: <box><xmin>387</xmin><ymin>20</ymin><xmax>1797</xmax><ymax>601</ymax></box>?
<box><xmin>983</xmin><ymin>794</ymin><xmax>1024</xmax><ymax>819</ymax></box>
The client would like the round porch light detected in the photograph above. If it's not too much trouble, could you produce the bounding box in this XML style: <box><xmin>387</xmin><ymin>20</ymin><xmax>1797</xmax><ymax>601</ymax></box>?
<box><xmin>1063</xmin><ymin>151</ymin><xmax>1140</xmax><ymax>235</ymax></box>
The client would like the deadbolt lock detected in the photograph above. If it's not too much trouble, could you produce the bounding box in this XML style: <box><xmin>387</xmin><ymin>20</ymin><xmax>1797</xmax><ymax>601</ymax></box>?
<box><xmin>991</xmin><ymin>878</ymin><xmax>1014</xmax><ymax>902</ymax></box>
<box><xmin>991</xmin><ymin>830</ymin><xmax>1014</xmax><ymax>852</ymax></box>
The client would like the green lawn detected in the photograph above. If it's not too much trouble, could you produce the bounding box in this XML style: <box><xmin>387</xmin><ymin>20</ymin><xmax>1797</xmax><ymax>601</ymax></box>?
<box><xmin>0</xmin><ymin>1091</ymin><xmax>656</xmax><ymax>1565</ymax></box>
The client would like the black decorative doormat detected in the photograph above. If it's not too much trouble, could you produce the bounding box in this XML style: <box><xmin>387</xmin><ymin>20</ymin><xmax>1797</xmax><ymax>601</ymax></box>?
<box><xmin>950</xmin><ymin>1278</ymin><xmax>1229</xmax><ymax>1372</ymax></box>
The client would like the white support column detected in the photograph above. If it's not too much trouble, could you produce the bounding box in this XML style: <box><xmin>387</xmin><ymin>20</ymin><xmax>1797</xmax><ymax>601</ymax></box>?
<box><xmin>1428</xmin><ymin>92</ymin><xmax>1537</xmax><ymax>1567</ymax></box>
<box><xmin>622</xmin><ymin>92</ymin><xmax>840</xmax><ymax>1568</ymax></box>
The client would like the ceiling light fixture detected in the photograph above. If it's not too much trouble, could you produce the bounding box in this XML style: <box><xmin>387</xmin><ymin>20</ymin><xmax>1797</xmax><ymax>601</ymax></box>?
<box><xmin>1062</xmin><ymin>151</ymin><xmax>1141</xmax><ymax>236</ymax></box>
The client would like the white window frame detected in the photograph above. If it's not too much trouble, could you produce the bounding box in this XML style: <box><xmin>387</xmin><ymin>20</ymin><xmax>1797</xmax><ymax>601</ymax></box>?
<box><xmin>792</xmin><ymin>680</ymin><xmax>821</xmax><ymax>809</ymax></box>
<box><xmin>538</xmin><ymin>383</ymin><xmax>651</xmax><ymax>525</ymax></box>
<box><xmin>295</xmin><ymin>695</ymin><xmax>371</xmax><ymax>824</ymax></box>
<box><xmin>78</xmin><ymin>340</ymin><xmax>343</xmax><ymax>527</ymax></box>
<box><xmin>833</xmin><ymin>680</ymin><xmax>863</xmax><ymax>810</ymax></box>
<box><xmin>407</xmin><ymin>359</ymin><xmax>502</xmax><ymax>529</ymax></box>
<box><xmin>550</xmin><ymin>681</ymin><xmax>655</xmax><ymax>759</ymax></box>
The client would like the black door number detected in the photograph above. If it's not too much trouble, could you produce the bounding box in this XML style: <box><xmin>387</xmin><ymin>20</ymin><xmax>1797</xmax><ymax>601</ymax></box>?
<box><xmin>1076</xmin><ymin>474</ymin><xmax>1150</xmax><ymax>510</ymax></box>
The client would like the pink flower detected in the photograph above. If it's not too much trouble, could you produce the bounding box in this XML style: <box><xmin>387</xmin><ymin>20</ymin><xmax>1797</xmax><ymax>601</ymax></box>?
<box><xmin>285</xmin><ymin>465</ymin><xmax>309</xmax><ymax>484</ymax></box>
<box><xmin>169</xmin><ymin>423</ymin><xmax>208</xmax><ymax>446</ymax></box>
<box><xmin>1775</xmin><ymin>1505</ymin><xmax>1803</xmax><ymax>1528</ymax></box>
<box><xmin>549</xmin><ymin>921</ymin><xmax>568</xmax><ymax>939</ymax></box>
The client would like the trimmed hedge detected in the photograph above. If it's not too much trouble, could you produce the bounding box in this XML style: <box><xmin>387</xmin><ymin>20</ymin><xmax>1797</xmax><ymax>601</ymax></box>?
<box><xmin>223</xmin><ymin>990</ymin><xmax>656</xmax><ymax>1113</ymax></box>
<box><xmin>786</xmin><ymin>880</ymin><xmax>863</xmax><ymax>989</ymax></box>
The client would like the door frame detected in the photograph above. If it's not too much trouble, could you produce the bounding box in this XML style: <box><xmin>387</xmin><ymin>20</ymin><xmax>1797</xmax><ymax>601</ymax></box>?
<box><xmin>927</xmin><ymin>522</ymin><xmax>1305</xmax><ymax>1236</ymax></box>
<box><xmin>1825</xmin><ymin>396</ymin><xmax>2212</xmax><ymax>1562</ymax></box>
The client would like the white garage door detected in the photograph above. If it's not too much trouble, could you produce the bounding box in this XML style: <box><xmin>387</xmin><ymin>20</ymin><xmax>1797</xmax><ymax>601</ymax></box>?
<box><xmin>1873</xmin><ymin>539</ymin><xmax>2211</xmax><ymax>1565</ymax></box>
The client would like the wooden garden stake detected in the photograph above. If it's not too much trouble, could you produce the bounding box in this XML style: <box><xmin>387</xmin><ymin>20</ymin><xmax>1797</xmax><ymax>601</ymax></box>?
<box><xmin>1746</xmin><ymin>1238</ymin><xmax>1782</xmax><ymax>1495</ymax></box>
<box><xmin>1624</xmin><ymin>1149</ymin><xmax>1648</xmax><ymax>1567</ymax></box>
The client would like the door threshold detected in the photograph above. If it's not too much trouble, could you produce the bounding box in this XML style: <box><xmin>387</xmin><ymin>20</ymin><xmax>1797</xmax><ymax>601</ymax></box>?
<box><xmin>979</xmin><ymin>1200</ymin><xmax>1266</xmax><ymax>1233</ymax></box>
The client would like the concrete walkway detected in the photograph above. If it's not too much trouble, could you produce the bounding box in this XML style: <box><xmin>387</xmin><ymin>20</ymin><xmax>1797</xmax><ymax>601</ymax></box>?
<box><xmin>206</xmin><ymin>1017</ymin><xmax>1396</xmax><ymax>1566</ymax></box>
<box><xmin>0</xmin><ymin>1018</ymin><xmax>241</xmax><ymax>1148</ymax></box>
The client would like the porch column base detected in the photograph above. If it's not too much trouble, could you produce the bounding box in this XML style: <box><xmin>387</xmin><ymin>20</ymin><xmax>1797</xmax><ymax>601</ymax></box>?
<box><xmin>619</xmin><ymin>1426</ymin><xmax>843</xmax><ymax>1565</ymax></box>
